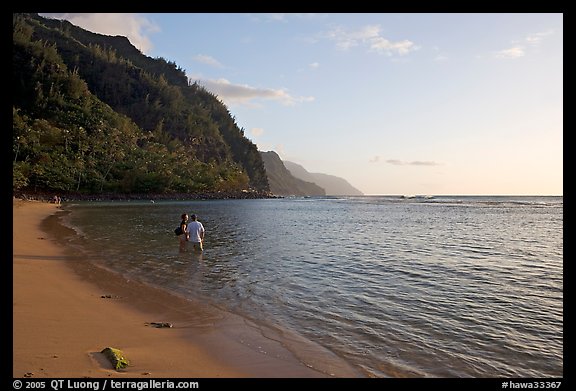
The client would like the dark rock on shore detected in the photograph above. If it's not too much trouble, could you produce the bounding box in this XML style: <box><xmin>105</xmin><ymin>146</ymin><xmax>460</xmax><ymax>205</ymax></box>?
<box><xmin>13</xmin><ymin>189</ymin><xmax>281</xmax><ymax>203</ymax></box>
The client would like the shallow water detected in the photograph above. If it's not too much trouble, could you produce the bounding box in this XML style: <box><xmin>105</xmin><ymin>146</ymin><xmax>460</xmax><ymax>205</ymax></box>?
<box><xmin>59</xmin><ymin>195</ymin><xmax>563</xmax><ymax>377</ymax></box>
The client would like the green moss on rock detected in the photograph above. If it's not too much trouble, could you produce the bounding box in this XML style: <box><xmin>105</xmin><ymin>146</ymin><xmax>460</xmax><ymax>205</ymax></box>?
<box><xmin>100</xmin><ymin>347</ymin><xmax>129</xmax><ymax>370</ymax></box>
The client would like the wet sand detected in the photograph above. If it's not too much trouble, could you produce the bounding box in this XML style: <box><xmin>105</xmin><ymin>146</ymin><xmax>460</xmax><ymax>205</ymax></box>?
<box><xmin>13</xmin><ymin>199</ymin><xmax>359</xmax><ymax>378</ymax></box>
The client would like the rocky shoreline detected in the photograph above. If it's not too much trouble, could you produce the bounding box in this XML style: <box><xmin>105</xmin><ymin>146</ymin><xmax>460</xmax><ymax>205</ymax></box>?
<box><xmin>13</xmin><ymin>189</ymin><xmax>281</xmax><ymax>203</ymax></box>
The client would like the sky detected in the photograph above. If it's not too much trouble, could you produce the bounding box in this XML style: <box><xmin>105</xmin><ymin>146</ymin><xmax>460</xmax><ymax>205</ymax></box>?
<box><xmin>41</xmin><ymin>13</ymin><xmax>563</xmax><ymax>195</ymax></box>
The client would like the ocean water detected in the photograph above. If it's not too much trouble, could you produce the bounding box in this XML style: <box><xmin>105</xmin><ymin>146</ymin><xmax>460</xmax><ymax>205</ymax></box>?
<box><xmin>58</xmin><ymin>196</ymin><xmax>562</xmax><ymax>377</ymax></box>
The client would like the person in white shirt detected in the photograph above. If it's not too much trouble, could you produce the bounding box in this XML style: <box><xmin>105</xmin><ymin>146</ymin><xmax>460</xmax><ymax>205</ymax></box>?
<box><xmin>187</xmin><ymin>214</ymin><xmax>205</xmax><ymax>252</ymax></box>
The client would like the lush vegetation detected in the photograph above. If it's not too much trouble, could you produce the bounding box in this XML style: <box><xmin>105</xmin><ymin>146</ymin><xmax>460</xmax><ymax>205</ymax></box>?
<box><xmin>13</xmin><ymin>13</ymin><xmax>269</xmax><ymax>196</ymax></box>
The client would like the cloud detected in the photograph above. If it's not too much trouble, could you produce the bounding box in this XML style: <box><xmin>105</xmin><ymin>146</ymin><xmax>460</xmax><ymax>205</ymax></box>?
<box><xmin>493</xmin><ymin>30</ymin><xmax>554</xmax><ymax>60</ymax></box>
<box><xmin>408</xmin><ymin>161</ymin><xmax>441</xmax><ymax>166</ymax></box>
<box><xmin>192</xmin><ymin>54</ymin><xmax>224</xmax><ymax>68</ymax></box>
<box><xmin>195</xmin><ymin>78</ymin><xmax>315</xmax><ymax>106</ymax></box>
<box><xmin>41</xmin><ymin>13</ymin><xmax>159</xmax><ymax>54</ymax></box>
<box><xmin>494</xmin><ymin>47</ymin><xmax>525</xmax><ymax>59</ymax></box>
<box><xmin>370</xmin><ymin>157</ymin><xmax>440</xmax><ymax>166</ymax></box>
<box><xmin>370</xmin><ymin>37</ymin><xmax>416</xmax><ymax>55</ymax></box>
<box><xmin>325</xmin><ymin>24</ymin><xmax>418</xmax><ymax>56</ymax></box>
<box><xmin>256</xmin><ymin>143</ymin><xmax>286</xmax><ymax>156</ymax></box>
<box><xmin>387</xmin><ymin>159</ymin><xmax>440</xmax><ymax>166</ymax></box>
<box><xmin>249</xmin><ymin>13</ymin><xmax>322</xmax><ymax>23</ymax></box>
<box><xmin>525</xmin><ymin>30</ymin><xmax>555</xmax><ymax>46</ymax></box>
<box><xmin>251</xmin><ymin>128</ymin><xmax>264</xmax><ymax>137</ymax></box>
<box><xmin>309</xmin><ymin>62</ymin><xmax>320</xmax><ymax>69</ymax></box>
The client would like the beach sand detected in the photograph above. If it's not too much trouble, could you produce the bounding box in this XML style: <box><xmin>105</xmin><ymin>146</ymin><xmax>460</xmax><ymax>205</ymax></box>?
<box><xmin>13</xmin><ymin>199</ymin><xmax>358</xmax><ymax>378</ymax></box>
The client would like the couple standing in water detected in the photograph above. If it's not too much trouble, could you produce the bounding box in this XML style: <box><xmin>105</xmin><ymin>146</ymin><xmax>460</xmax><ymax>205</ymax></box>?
<box><xmin>178</xmin><ymin>213</ymin><xmax>205</xmax><ymax>253</ymax></box>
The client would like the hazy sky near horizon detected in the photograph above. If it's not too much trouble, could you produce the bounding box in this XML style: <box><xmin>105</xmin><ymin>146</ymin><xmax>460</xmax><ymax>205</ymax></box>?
<box><xmin>43</xmin><ymin>13</ymin><xmax>563</xmax><ymax>195</ymax></box>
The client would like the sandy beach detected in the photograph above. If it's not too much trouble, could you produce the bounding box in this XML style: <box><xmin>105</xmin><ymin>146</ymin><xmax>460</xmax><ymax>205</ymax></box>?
<box><xmin>13</xmin><ymin>199</ymin><xmax>354</xmax><ymax>378</ymax></box>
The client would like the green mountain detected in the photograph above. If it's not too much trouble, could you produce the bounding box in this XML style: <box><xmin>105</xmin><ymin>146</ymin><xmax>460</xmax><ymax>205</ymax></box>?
<box><xmin>12</xmin><ymin>13</ymin><xmax>269</xmax><ymax>196</ymax></box>
<box><xmin>259</xmin><ymin>152</ymin><xmax>325</xmax><ymax>196</ymax></box>
<box><xmin>283</xmin><ymin>161</ymin><xmax>363</xmax><ymax>196</ymax></box>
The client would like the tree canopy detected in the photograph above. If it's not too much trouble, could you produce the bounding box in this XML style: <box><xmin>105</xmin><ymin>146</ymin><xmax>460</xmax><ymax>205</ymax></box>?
<box><xmin>13</xmin><ymin>13</ymin><xmax>269</xmax><ymax>196</ymax></box>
